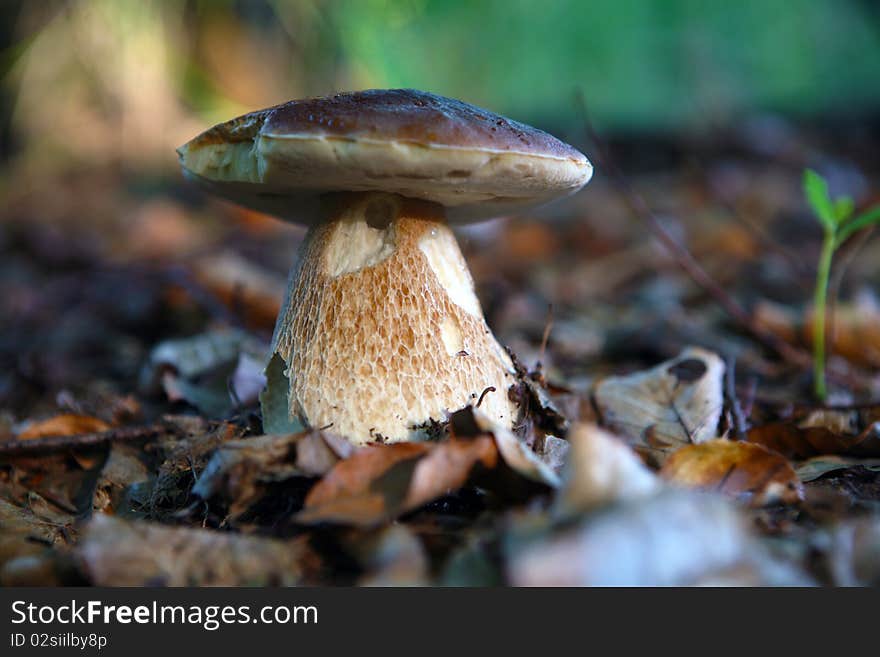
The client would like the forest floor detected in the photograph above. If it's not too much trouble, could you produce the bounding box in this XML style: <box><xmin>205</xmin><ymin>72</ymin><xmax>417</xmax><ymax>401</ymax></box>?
<box><xmin>2</xmin><ymin>118</ymin><xmax>879</xmax><ymax>586</ymax></box>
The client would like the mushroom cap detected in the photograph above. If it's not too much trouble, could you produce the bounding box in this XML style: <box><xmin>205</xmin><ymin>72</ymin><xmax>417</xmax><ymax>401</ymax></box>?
<box><xmin>178</xmin><ymin>89</ymin><xmax>592</xmax><ymax>224</ymax></box>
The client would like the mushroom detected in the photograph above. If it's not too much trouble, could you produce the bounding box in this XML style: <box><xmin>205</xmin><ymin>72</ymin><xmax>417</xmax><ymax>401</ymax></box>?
<box><xmin>178</xmin><ymin>89</ymin><xmax>592</xmax><ymax>444</ymax></box>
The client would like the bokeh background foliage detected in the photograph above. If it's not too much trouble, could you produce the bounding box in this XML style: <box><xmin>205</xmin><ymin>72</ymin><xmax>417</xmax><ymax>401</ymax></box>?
<box><xmin>1</xmin><ymin>0</ymin><xmax>880</xmax><ymax>179</ymax></box>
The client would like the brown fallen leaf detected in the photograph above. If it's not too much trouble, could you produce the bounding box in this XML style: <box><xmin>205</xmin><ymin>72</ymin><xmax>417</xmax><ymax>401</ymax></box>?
<box><xmin>78</xmin><ymin>514</ymin><xmax>307</xmax><ymax>586</ymax></box>
<box><xmin>660</xmin><ymin>439</ymin><xmax>802</xmax><ymax>506</ymax></box>
<box><xmin>747</xmin><ymin>411</ymin><xmax>880</xmax><ymax>460</ymax></box>
<box><xmin>298</xmin><ymin>438</ymin><xmax>498</xmax><ymax>527</ymax></box>
<box><xmin>593</xmin><ymin>347</ymin><xmax>725</xmax><ymax>465</ymax></box>
<box><xmin>15</xmin><ymin>414</ymin><xmax>111</xmax><ymax>441</ymax></box>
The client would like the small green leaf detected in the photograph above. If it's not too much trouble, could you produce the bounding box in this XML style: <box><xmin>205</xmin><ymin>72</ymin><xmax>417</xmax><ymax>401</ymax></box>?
<box><xmin>803</xmin><ymin>169</ymin><xmax>836</xmax><ymax>232</ymax></box>
<box><xmin>833</xmin><ymin>196</ymin><xmax>854</xmax><ymax>224</ymax></box>
<box><xmin>835</xmin><ymin>205</ymin><xmax>880</xmax><ymax>246</ymax></box>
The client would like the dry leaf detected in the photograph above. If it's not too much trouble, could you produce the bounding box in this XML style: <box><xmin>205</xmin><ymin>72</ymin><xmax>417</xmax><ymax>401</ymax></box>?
<box><xmin>15</xmin><ymin>414</ymin><xmax>110</xmax><ymax>440</ymax></box>
<box><xmin>594</xmin><ymin>347</ymin><xmax>725</xmax><ymax>465</ymax></box>
<box><xmin>558</xmin><ymin>423</ymin><xmax>661</xmax><ymax>513</ymax></box>
<box><xmin>143</xmin><ymin>330</ymin><xmax>268</xmax><ymax>416</ymax></box>
<box><xmin>78</xmin><ymin>514</ymin><xmax>307</xmax><ymax>586</ymax></box>
<box><xmin>193</xmin><ymin>431</ymin><xmax>343</xmax><ymax>518</ymax></box>
<box><xmin>0</xmin><ymin>499</ymin><xmax>71</xmax><ymax>569</ymax></box>
<box><xmin>298</xmin><ymin>438</ymin><xmax>497</xmax><ymax>527</ymax></box>
<box><xmin>794</xmin><ymin>456</ymin><xmax>880</xmax><ymax>482</ymax></box>
<box><xmin>748</xmin><ymin>421</ymin><xmax>880</xmax><ymax>460</ymax></box>
<box><xmin>472</xmin><ymin>408</ymin><xmax>561</xmax><ymax>487</ymax></box>
<box><xmin>661</xmin><ymin>439</ymin><xmax>802</xmax><ymax>506</ymax></box>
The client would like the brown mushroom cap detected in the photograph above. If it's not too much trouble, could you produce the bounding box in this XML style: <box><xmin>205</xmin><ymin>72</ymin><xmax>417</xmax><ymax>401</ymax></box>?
<box><xmin>178</xmin><ymin>89</ymin><xmax>592</xmax><ymax>223</ymax></box>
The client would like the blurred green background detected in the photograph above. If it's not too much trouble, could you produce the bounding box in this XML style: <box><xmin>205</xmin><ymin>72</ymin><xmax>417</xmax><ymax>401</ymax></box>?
<box><xmin>1</xmin><ymin>0</ymin><xmax>879</xmax><ymax>180</ymax></box>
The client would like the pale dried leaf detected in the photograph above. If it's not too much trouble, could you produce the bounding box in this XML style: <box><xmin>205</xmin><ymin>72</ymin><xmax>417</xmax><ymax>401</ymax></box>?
<box><xmin>594</xmin><ymin>347</ymin><xmax>725</xmax><ymax>465</ymax></box>
<box><xmin>473</xmin><ymin>409</ymin><xmax>561</xmax><ymax>487</ymax></box>
<box><xmin>558</xmin><ymin>423</ymin><xmax>661</xmax><ymax>513</ymax></box>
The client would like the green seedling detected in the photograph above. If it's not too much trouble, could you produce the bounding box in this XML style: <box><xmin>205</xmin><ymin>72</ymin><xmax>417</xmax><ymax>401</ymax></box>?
<box><xmin>803</xmin><ymin>169</ymin><xmax>880</xmax><ymax>400</ymax></box>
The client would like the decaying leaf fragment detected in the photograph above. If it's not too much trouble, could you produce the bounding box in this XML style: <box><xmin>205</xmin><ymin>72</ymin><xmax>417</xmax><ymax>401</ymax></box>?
<box><xmin>558</xmin><ymin>423</ymin><xmax>661</xmax><ymax>513</ymax></box>
<box><xmin>593</xmin><ymin>347</ymin><xmax>725</xmax><ymax>465</ymax></box>
<box><xmin>0</xmin><ymin>498</ymin><xmax>73</xmax><ymax>569</ymax></box>
<box><xmin>193</xmin><ymin>430</ymin><xmax>350</xmax><ymax>518</ymax></box>
<box><xmin>660</xmin><ymin>439</ymin><xmax>802</xmax><ymax>506</ymax></box>
<box><xmin>78</xmin><ymin>514</ymin><xmax>308</xmax><ymax>586</ymax></box>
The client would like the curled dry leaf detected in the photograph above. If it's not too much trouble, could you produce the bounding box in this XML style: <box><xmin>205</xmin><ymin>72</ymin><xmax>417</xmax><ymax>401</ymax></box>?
<box><xmin>558</xmin><ymin>423</ymin><xmax>661</xmax><ymax>514</ymax></box>
<box><xmin>660</xmin><ymin>439</ymin><xmax>802</xmax><ymax>506</ymax></box>
<box><xmin>298</xmin><ymin>437</ymin><xmax>498</xmax><ymax>527</ymax></box>
<box><xmin>78</xmin><ymin>514</ymin><xmax>307</xmax><ymax>586</ymax></box>
<box><xmin>472</xmin><ymin>408</ymin><xmax>561</xmax><ymax>488</ymax></box>
<box><xmin>593</xmin><ymin>347</ymin><xmax>725</xmax><ymax>465</ymax></box>
<box><xmin>14</xmin><ymin>414</ymin><xmax>110</xmax><ymax>440</ymax></box>
<box><xmin>142</xmin><ymin>330</ymin><xmax>268</xmax><ymax>417</ymax></box>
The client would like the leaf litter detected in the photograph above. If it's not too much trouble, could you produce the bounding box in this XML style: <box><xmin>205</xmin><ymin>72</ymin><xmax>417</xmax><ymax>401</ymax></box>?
<box><xmin>2</xmin><ymin>123</ymin><xmax>880</xmax><ymax>586</ymax></box>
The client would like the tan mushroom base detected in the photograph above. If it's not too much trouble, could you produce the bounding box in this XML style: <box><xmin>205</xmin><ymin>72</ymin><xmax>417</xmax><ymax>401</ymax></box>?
<box><xmin>263</xmin><ymin>193</ymin><xmax>519</xmax><ymax>444</ymax></box>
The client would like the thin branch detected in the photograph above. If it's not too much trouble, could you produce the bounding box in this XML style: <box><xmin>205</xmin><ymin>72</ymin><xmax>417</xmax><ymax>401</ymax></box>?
<box><xmin>573</xmin><ymin>91</ymin><xmax>824</xmax><ymax>374</ymax></box>
<box><xmin>538</xmin><ymin>303</ymin><xmax>554</xmax><ymax>366</ymax></box>
<box><xmin>0</xmin><ymin>424</ymin><xmax>164</xmax><ymax>456</ymax></box>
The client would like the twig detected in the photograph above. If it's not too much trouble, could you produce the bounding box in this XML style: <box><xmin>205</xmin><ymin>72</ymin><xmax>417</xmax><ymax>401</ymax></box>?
<box><xmin>537</xmin><ymin>303</ymin><xmax>554</xmax><ymax>366</ymax></box>
<box><xmin>0</xmin><ymin>424</ymin><xmax>164</xmax><ymax>456</ymax></box>
<box><xmin>694</xmin><ymin>159</ymin><xmax>813</xmax><ymax>286</ymax></box>
<box><xmin>573</xmin><ymin>91</ymin><xmax>834</xmax><ymax>376</ymax></box>
<box><xmin>476</xmin><ymin>386</ymin><xmax>496</xmax><ymax>408</ymax></box>
<box><xmin>724</xmin><ymin>355</ymin><xmax>748</xmax><ymax>440</ymax></box>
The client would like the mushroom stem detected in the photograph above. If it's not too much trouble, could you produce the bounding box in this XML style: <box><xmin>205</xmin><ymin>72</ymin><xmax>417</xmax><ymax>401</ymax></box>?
<box><xmin>263</xmin><ymin>192</ymin><xmax>518</xmax><ymax>444</ymax></box>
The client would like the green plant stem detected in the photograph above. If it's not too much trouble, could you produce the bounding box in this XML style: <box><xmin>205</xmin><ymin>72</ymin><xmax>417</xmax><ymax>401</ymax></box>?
<box><xmin>813</xmin><ymin>231</ymin><xmax>835</xmax><ymax>400</ymax></box>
